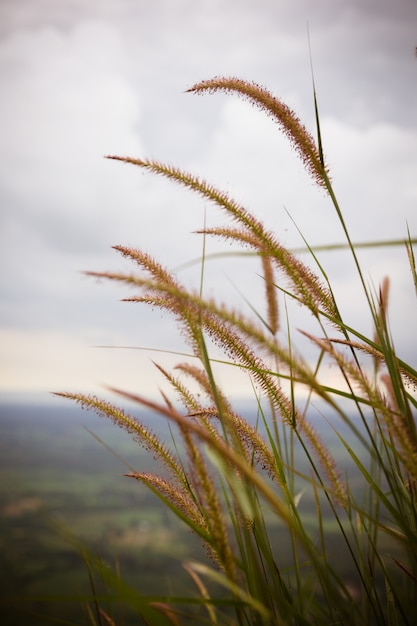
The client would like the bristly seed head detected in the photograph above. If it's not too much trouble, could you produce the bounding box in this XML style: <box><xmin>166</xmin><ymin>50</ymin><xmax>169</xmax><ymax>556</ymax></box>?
<box><xmin>187</xmin><ymin>76</ymin><xmax>330</xmax><ymax>189</ymax></box>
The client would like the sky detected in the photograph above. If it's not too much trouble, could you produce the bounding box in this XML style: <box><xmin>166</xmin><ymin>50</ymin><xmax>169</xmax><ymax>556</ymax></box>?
<box><xmin>0</xmin><ymin>0</ymin><xmax>416</xmax><ymax>406</ymax></box>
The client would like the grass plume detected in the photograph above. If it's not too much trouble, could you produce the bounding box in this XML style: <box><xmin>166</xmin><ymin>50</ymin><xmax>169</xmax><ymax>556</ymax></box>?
<box><xmin>57</xmin><ymin>76</ymin><xmax>416</xmax><ymax>625</ymax></box>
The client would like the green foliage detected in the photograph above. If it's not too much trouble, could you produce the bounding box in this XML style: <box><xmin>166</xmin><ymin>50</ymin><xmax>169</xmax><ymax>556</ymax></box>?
<box><xmin>57</xmin><ymin>76</ymin><xmax>417</xmax><ymax>625</ymax></box>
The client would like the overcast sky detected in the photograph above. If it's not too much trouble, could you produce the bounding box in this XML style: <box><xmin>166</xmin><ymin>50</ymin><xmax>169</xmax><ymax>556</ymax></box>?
<box><xmin>0</xmin><ymin>0</ymin><xmax>416</xmax><ymax>405</ymax></box>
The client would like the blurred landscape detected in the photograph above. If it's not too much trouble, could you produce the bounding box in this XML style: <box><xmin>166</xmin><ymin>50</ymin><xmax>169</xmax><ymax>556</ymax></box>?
<box><xmin>0</xmin><ymin>400</ymin><xmax>211</xmax><ymax>624</ymax></box>
<box><xmin>0</xmin><ymin>398</ymin><xmax>400</xmax><ymax>625</ymax></box>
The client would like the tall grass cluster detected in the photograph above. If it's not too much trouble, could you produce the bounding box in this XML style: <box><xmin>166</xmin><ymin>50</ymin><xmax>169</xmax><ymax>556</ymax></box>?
<box><xmin>57</xmin><ymin>76</ymin><xmax>417</xmax><ymax>625</ymax></box>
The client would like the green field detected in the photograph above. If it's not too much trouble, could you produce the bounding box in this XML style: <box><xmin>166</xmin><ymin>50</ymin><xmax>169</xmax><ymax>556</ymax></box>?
<box><xmin>0</xmin><ymin>400</ymin><xmax>403</xmax><ymax>625</ymax></box>
<box><xmin>0</xmin><ymin>401</ymin><xmax>214</xmax><ymax>624</ymax></box>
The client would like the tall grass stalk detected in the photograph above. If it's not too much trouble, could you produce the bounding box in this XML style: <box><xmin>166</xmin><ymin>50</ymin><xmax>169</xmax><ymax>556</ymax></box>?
<box><xmin>57</xmin><ymin>76</ymin><xmax>417</xmax><ymax>625</ymax></box>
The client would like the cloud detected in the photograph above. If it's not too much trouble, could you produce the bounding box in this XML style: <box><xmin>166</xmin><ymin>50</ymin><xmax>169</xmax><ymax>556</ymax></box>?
<box><xmin>0</xmin><ymin>21</ymin><xmax>146</xmax><ymax>329</ymax></box>
<box><xmin>0</xmin><ymin>327</ymin><xmax>181</xmax><ymax>397</ymax></box>
<box><xmin>321</xmin><ymin>119</ymin><xmax>417</xmax><ymax>238</ymax></box>
<box><xmin>0</xmin><ymin>20</ymin><xmax>142</xmax><ymax>225</ymax></box>
<box><xmin>0</xmin><ymin>0</ymin><xmax>416</xmax><ymax>397</ymax></box>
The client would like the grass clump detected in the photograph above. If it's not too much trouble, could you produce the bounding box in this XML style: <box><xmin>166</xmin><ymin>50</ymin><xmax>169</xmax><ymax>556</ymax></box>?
<box><xmin>57</xmin><ymin>76</ymin><xmax>417</xmax><ymax>625</ymax></box>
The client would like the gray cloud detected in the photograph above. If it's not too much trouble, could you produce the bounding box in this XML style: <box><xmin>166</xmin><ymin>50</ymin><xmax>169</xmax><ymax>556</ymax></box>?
<box><xmin>0</xmin><ymin>0</ymin><xmax>416</xmax><ymax>397</ymax></box>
